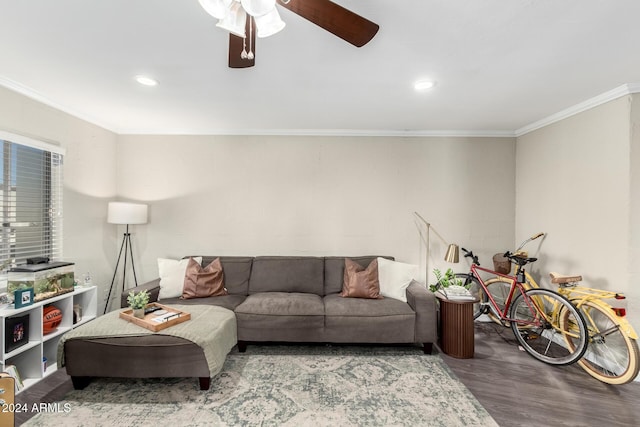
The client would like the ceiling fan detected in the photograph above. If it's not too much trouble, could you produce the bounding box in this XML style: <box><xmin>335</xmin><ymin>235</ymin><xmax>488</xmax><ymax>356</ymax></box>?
<box><xmin>199</xmin><ymin>0</ymin><xmax>379</xmax><ymax>68</ymax></box>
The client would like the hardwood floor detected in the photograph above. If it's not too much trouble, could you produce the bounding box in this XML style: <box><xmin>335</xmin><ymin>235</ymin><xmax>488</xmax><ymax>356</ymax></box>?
<box><xmin>14</xmin><ymin>321</ymin><xmax>640</xmax><ymax>426</ymax></box>
<box><xmin>443</xmin><ymin>320</ymin><xmax>640</xmax><ymax>427</ymax></box>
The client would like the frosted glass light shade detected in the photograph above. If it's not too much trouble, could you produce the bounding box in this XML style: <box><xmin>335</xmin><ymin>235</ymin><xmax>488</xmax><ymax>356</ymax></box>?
<box><xmin>199</xmin><ymin>0</ymin><xmax>233</xmax><ymax>19</ymax></box>
<box><xmin>216</xmin><ymin>2</ymin><xmax>247</xmax><ymax>37</ymax></box>
<box><xmin>241</xmin><ymin>0</ymin><xmax>276</xmax><ymax>17</ymax></box>
<box><xmin>255</xmin><ymin>8</ymin><xmax>285</xmax><ymax>38</ymax></box>
<box><xmin>108</xmin><ymin>202</ymin><xmax>148</xmax><ymax>225</ymax></box>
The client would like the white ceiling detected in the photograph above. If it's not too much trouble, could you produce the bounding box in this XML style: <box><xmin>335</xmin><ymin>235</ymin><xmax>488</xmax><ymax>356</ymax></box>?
<box><xmin>1</xmin><ymin>0</ymin><xmax>640</xmax><ymax>136</ymax></box>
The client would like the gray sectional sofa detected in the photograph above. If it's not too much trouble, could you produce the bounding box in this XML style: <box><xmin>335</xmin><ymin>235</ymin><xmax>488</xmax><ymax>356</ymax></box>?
<box><xmin>121</xmin><ymin>255</ymin><xmax>438</xmax><ymax>353</ymax></box>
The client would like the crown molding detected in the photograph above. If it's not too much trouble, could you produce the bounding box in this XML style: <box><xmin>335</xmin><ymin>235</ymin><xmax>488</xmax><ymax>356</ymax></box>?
<box><xmin>0</xmin><ymin>76</ymin><xmax>115</xmax><ymax>133</ymax></box>
<box><xmin>118</xmin><ymin>128</ymin><xmax>516</xmax><ymax>138</ymax></box>
<box><xmin>515</xmin><ymin>83</ymin><xmax>640</xmax><ymax>137</ymax></box>
<box><xmin>2</xmin><ymin>74</ymin><xmax>638</xmax><ymax>139</ymax></box>
<box><xmin>0</xmin><ymin>74</ymin><xmax>515</xmax><ymax>138</ymax></box>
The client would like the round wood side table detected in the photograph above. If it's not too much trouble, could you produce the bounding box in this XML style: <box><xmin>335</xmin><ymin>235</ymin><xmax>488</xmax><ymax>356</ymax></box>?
<box><xmin>436</xmin><ymin>295</ymin><xmax>478</xmax><ymax>359</ymax></box>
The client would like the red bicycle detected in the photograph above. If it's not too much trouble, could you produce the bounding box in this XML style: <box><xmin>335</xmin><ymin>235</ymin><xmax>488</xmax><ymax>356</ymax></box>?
<box><xmin>455</xmin><ymin>247</ymin><xmax>589</xmax><ymax>365</ymax></box>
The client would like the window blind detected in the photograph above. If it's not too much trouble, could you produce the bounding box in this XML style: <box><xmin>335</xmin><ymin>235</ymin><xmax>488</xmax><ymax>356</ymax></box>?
<box><xmin>0</xmin><ymin>133</ymin><xmax>64</xmax><ymax>280</ymax></box>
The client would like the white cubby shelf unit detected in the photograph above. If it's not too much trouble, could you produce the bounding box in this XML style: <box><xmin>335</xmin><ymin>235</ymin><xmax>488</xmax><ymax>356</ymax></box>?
<box><xmin>0</xmin><ymin>286</ymin><xmax>97</xmax><ymax>394</ymax></box>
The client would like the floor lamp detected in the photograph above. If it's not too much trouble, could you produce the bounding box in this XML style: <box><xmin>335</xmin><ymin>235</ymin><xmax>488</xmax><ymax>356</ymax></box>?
<box><xmin>413</xmin><ymin>212</ymin><xmax>460</xmax><ymax>284</ymax></box>
<box><xmin>105</xmin><ymin>202</ymin><xmax>148</xmax><ymax>314</ymax></box>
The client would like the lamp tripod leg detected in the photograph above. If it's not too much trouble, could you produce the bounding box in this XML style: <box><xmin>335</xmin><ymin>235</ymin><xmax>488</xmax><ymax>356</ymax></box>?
<box><xmin>121</xmin><ymin>233</ymin><xmax>128</xmax><ymax>299</ymax></box>
<box><xmin>127</xmin><ymin>231</ymin><xmax>138</xmax><ymax>288</ymax></box>
<box><xmin>104</xmin><ymin>232</ymin><xmax>128</xmax><ymax>314</ymax></box>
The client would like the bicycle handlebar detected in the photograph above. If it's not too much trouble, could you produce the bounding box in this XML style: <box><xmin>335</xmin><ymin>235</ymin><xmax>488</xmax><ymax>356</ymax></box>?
<box><xmin>462</xmin><ymin>244</ymin><xmax>539</xmax><ymax>269</ymax></box>
<box><xmin>516</xmin><ymin>232</ymin><xmax>545</xmax><ymax>252</ymax></box>
<box><xmin>461</xmin><ymin>247</ymin><xmax>480</xmax><ymax>265</ymax></box>
<box><xmin>504</xmin><ymin>250</ymin><xmax>537</xmax><ymax>266</ymax></box>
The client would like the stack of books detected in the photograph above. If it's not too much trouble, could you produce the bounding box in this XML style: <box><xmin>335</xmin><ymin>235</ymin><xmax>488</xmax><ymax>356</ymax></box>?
<box><xmin>435</xmin><ymin>285</ymin><xmax>476</xmax><ymax>301</ymax></box>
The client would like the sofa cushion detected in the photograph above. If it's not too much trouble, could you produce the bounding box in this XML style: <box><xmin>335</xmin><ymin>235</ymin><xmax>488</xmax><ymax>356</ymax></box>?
<box><xmin>187</xmin><ymin>256</ymin><xmax>253</xmax><ymax>295</ymax></box>
<box><xmin>235</xmin><ymin>292</ymin><xmax>324</xmax><ymax>329</ymax></box>
<box><xmin>340</xmin><ymin>258</ymin><xmax>381</xmax><ymax>299</ymax></box>
<box><xmin>249</xmin><ymin>256</ymin><xmax>324</xmax><ymax>295</ymax></box>
<box><xmin>324</xmin><ymin>293</ymin><xmax>415</xmax><ymax>318</ymax></box>
<box><xmin>377</xmin><ymin>257</ymin><xmax>418</xmax><ymax>303</ymax></box>
<box><xmin>158</xmin><ymin>257</ymin><xmax>202</xmax><ymax>300</ymax></box>
<box><xmin>159</xmin><ymin>294</ymin><xmax>247</xmax><ymax>311</ymax></box>
<box><xmin>182</xmin><ymin>257</ymin><xmax>228</xmax><ymax>299</ymax></box>
<box><xmin>323</xmin><ymin>293</ymin><xmax>415</xmax><ymax>343</ymax></box>
<box><xmin>324</xmin><ymin>256</ymin><xmax>393</xmax><ymax>295</ymax></box>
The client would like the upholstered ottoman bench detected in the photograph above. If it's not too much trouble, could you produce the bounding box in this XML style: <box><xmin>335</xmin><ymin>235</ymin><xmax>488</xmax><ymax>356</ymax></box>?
<box><xmin>59</xmin><ymin>305</ymin><xmax>237</xmax><ymax>390</ymax></box>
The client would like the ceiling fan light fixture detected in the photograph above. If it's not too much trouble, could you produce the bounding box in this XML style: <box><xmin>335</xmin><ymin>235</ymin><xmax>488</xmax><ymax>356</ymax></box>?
<box><xmin>255</xmin><ymin>8</ymin><xmax>286</xmax><ymax>38</ymax></box>
<box><xmin>199</xmin><ymin>0</ymin><xmax>233</xmax><ymax>19</ymax></box>
<box><xmin>216</xmin><ymin>2</ymin><xmax>247</xmax><ymax>37</ymax></box>
<box><xmin>240</xmin><ymin>0</ymin><xmax>276</xmax><ymax>17</ymax></box>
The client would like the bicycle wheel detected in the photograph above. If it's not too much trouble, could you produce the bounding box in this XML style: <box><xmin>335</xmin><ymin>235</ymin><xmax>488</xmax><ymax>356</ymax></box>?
<box><xmin>509</xmin><ymin>288</ymin><xmax>588</xmax><ymax>365</ymax></box>
<box><xmin>453</xmin><ymin>273</ymin><xmax>485</xmax><ymax>319</ymax></box>
<box><xmin>483</xmin><ymin>277</ymin><xmax>512</xmax><ymax>325</ymax></box>
<box><xmin>571</xmin><ymin>301</ymin><xmax>639</xmax><ymax>384</ymax></box>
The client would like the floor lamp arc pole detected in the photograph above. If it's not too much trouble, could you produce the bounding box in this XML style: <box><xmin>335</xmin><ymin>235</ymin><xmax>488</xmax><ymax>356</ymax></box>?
<box><xmin>414</xmin><ymin>212</ymin><xmax>431</xmax><ymax>283</ymax></box>
<box><xmin>414</xmin><ymin>212</ymin><xmax>460</xmax><ymax>286</ymax></box>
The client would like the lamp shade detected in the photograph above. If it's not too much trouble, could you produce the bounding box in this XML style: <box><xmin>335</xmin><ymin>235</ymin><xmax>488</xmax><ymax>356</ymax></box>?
<box><xmin>444</xmin><ymin>244</ymin><xmax>460</xmax><ymax>263</ymax></box>
<box><xmin>107</xmin><ymin>202</ymin><xmax>148</xmax><ymax>225</ymax></box>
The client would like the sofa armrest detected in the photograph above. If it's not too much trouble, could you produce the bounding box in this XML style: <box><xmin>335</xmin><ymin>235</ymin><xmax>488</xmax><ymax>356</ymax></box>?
<box><xmin>406</xmin><ymin>280</ymin><xmax>438</xmax><ymax>344</ymax></box>
<box><xmin>120</xmin><ymin>278</ymin><xmax>161</xmax><ymax>308</ymax></box>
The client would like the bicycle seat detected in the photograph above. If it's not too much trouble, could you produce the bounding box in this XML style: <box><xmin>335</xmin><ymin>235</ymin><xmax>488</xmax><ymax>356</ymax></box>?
<box><xmin>549</xmin><ymin>272</ymin><xmax>582</xmax><ymax>284</ymax></box>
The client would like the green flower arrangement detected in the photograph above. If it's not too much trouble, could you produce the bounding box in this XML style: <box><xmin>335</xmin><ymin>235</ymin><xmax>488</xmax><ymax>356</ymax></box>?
<box><xmin>429</xmin><ymin>268</ymin><xmax>465</xmax><ymax>292</ymax></box>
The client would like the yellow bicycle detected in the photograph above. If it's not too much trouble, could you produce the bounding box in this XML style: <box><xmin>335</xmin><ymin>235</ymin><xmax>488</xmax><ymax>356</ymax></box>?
<box><xmin>484</xmin><ymin>233</ymin><xmax>639</xmax><ymax>384</ymax></box>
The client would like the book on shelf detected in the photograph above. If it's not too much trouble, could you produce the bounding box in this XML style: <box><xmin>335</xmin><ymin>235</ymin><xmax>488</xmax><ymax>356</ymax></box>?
<box><xmin>436</xmin><ymin>286</ymin><xmax>476</xmax><ymax>301</ymax></box>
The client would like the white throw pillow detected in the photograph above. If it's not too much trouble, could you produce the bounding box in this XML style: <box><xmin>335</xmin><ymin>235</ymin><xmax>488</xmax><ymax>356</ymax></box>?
<box><xmin>377</xmin><ymin>257</ymin><xmax>418</xmax><ymax>302</ymax></box>
<box><xmin>157</xmin><ymin>257</ymin><xmax>202</xmax><ymax>300</ymax></box>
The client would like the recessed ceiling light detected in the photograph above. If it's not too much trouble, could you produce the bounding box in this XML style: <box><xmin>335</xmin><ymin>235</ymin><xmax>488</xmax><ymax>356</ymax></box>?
<box><xmin>414</xmin><ymin>80</ymin><xmax>435</xmax><ymax>91</ymax></box>
<box><xmin>135</xmin><ymin>75</ymin><xmax>158</xmax><ymax>86</ymax></box>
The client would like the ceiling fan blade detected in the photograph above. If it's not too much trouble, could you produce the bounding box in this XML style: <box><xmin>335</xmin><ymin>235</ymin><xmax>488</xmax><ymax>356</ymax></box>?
<box><xmin>277</xmin><ymin>0</ymin><xmax>379</xmax><ymax>47</ymax></box>
<box><xmin>229</xmin><ymin>18</ymin><xmax>256</xmax><ymax>68</ymax></box>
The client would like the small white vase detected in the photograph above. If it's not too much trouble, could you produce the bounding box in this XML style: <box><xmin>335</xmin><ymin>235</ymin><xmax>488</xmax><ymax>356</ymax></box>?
<box><xmin>133</xmin><ymin>308</ymin><xmax>145</xmax><ymax>319</ymax></box>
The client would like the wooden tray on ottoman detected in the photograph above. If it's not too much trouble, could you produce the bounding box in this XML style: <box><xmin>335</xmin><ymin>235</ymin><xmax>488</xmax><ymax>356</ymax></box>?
<box><xmin>119</xmin><ymin>303</ymin><xmax>190</xmax><ymax>332</ymax></box>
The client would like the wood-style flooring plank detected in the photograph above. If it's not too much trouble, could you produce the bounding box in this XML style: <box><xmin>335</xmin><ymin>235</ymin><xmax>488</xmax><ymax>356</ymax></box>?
<box><xmin>442</xmin><ymin>321</ymin><xmax>640</xmax><ymax>427</ymax></box>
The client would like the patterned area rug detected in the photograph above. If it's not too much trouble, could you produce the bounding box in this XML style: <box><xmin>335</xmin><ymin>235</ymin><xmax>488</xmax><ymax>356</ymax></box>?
<box><xmin>25</xmin><ymin>345</ymin><xmax>497</xmax><ymax>427</ymax></box>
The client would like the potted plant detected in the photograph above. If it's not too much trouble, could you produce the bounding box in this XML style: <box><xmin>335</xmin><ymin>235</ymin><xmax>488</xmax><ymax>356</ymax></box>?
<box><xmin>429</xmin><ymin>268</ymin><xmax>465</xmax><ymax>292</ymax></box>
<box><xmin>127</xmin><ymin>290</ymin><xmax>150</xmax><ymax>318</ymax></box>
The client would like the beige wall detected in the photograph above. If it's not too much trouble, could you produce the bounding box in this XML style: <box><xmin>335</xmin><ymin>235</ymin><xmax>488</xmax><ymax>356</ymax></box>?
<box><xmin>4</xmin><ymin>79</ymin><xmax>638</xmax><ymax>335</ymax></box>
<box><xmin>116</xmin><ymin>135</ymin><xmax>516</xmax><ymax>287</ymax></box>
<box><xmin>516</xmin><ymin>95</ymin><xmax>638</xmax><ymax>331</ymax></box>
<box><xmin>630</xmin><ymin>95</ymin><xmax>640</xmax><ymax>327</ymax></box>
<box><xmin>0</xmin><ymin>85</ymin><xmax>118</xmax><ymax>311</ymax></box>
<box><xmin>0</xmin><ymin>84</ymin><xmax>517</xmax><ymax>311</ymax></box>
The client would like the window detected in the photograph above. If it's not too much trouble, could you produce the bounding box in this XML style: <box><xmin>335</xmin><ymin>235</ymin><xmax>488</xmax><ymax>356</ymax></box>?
<box><xmin>0</xmin><ymin>131</ymin><xmax>64</xmax><ymax>281</ymax></box>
